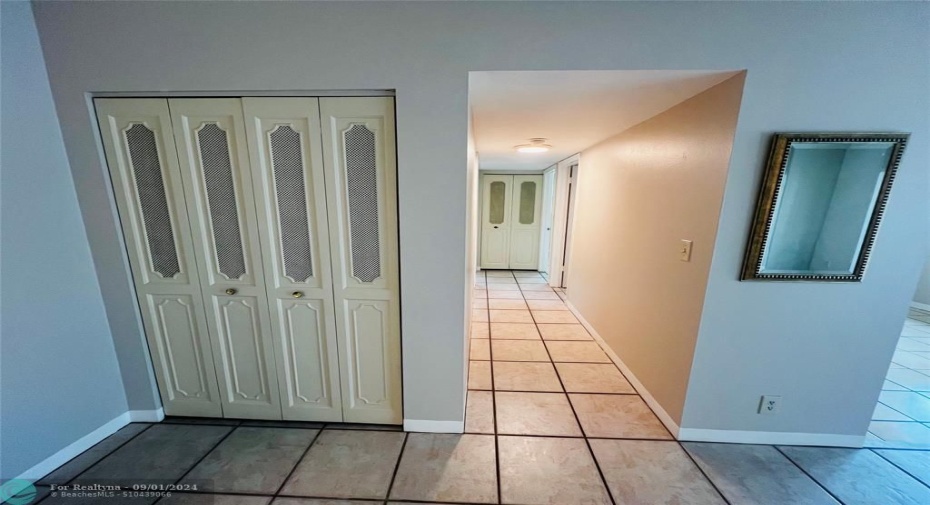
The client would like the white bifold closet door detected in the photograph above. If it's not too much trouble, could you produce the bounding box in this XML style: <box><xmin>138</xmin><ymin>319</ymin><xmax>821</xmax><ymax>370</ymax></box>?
<box><xmin>242</xmin><ymin>98</ymin><xmax>344</xmax><ymax>422</ymax></box>
<box><xmin>169</xmin><ymin>98</ymin><xmax>282</xmax><ymax>420</ymax></box>
<box><xmin>479</xmin><ymin>174</ymin><xmax>543</xmax><ymax>270</ymax></box>
<box><xmin>96</xmin><ymin>96</ymin><xmax>401</xmax><ymax>424</ymax></box>
<box><xmin>319</xmin><ymin>98</ymin><xmax>402</xmax><ymax>425</ymax></box>
<box><xmin>97</xmin><ymin>99</ymin><xmax>224</xmax><ymax>418</ymax></box>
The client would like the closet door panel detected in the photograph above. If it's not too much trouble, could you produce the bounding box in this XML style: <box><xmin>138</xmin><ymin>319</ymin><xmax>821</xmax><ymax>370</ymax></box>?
<box><xmin>243</xmin><ymin>97</ymin><xmax>343</xmax><ymax>422</ymax></box>
<box><xmin>145</xmin><ymin>294</ymin><xmax>217</xmax><ymax>406</ymax></box>
<box><xmin>509</xmin><ymin>175</ymin><xmax>543</xmax><ymax>270</ymax></box>
<box><xmin>278</xmin><ymin>299</ymin><xmax>332</xmax><ymax>415</ymax></box>
<box><xmin>170</xmin><ymin>98</ymin><xmax>281</xmax><ymax>420</ymax></box>
<box><xmin>344</xmin><ymin>300</ymin><xmax>392</xmax><ymax>407</ymax></box>
<box><xmin>480</xmin><ymin>174</ymin><xmax>513</xmax><ymax>269</ymax></box>
<box><xmin>95</xmin><ymin>98</ymin><xmax>222</xmax><ymax>417</ymax></box>
<box><xmin>321</xmin><ymin>97</ymin><xmax>402</xmax><ymax>425</ymax></box>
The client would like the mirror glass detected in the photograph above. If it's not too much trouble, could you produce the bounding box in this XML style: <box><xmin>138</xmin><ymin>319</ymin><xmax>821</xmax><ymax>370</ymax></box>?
<box><xmin>742</xmin><ymin>133</ymin><xmax>908</xmax><ymax>282</ymax></box>
<box><xmin>761</xmin><ymin>142</ymin><xmax>893</xmax><ymax>275</ymax></box>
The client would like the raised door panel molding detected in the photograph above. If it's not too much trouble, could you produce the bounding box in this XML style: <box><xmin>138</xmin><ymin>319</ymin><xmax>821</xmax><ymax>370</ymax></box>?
<box><xmin>483</xmin><ymin>228</ymin><xmax>510</xmax><ymax>268</ymax></box>
<box><xmin>214</xmin><ymin>296</ymin><xmax>279</xmax><ymax>414</ymax></box>
<box><xmin>170</xmin><ymin>99</ymin><xmax>261</xmax><ymax>288</ymax></box>
<box><xmin>509</xmin><ymin>228</ymin><xmax>540</xmax><ymax>268</ymax></box>
<box><xmin>243</xmin><ymin>98</ymin><xmax>330</xmax><ymax>291</ymax></box>
<box><xmin>342</xmin><ymin>301</ymin><xmax>402</xmax><ymax>423</ymax></box>
<box><xmin>147</xmin><ymin>295</ymin><xmax>221</xmax><ymax>414</ymax></box>
<box><xmin>321</xmin><ymin>100</ymin><xmax>396</xmax><ymax>293</ymax></box>
<box><xmin>95</xmin><ymin>98</ymin><xmax>222</xmax><ymax>418</ymax></box>
<box><xmin>278</xmin><ymin>300</ymin><xmax>342</xmax><ymax>421</ymax></box>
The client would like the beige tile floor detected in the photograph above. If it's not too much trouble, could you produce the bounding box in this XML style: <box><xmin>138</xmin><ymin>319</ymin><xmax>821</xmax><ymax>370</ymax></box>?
<box><xmin>24</xmin><ymin>270</ymin><xmax>930</xmax><ymax>504</ymax></box>
<box><xmin>469</xmin><ymin>269</ymin><xmax>715</xmax><ymax>504</ymax></box>
<box><xmin>867</xmin><ymin>308</ymin><xmax>930</xmax><ymax>448</ymax></box>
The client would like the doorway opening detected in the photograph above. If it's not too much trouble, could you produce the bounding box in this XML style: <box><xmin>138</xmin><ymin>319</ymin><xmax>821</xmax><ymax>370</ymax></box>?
<box><xmin>866</xmin><ymin>261</ymin><xmax>930</xmax><ymax>448</ymax></box>
<box><xmin>465</xmin><ymin>69</ymin><xmax>747</xmax><ymax>437</ymax></box>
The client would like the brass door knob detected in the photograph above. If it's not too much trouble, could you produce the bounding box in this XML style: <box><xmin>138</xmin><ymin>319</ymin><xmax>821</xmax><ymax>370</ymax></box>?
<box><xmin>292</xmin><ymin>291</ymin><xmax>304</xmax><ymax>298</ymax></box>
<box><xmin>225</xmin><ymin>288</ymin><xmax>238</xmax><ymax>295</ymax></box>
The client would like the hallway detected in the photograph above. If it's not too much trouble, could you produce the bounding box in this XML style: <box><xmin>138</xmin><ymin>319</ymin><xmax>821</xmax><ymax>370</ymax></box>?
<box><xmin>464</xmin><ymin>269</ymin><xmax>930</xmax><ymax>504</ymax></box>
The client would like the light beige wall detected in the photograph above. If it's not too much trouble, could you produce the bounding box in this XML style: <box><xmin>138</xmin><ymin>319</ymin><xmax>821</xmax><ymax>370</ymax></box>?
<box><xmin>567</xmin><ymin>74</ymin><xmax>746</xmax><ymax>424</ymax></box>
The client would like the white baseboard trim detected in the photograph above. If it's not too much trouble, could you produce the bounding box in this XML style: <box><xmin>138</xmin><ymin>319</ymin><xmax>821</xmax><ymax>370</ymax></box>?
<box><xmin>563</xmin><ymin>300</ymin><xmax>681</xmax><ymax>438</ymax></box>
<box><xmin>129</xmin><ymin>407</ymin><xmax>165</xmax><ymax>423</ymax></box>
<box><xmin>910</xmin><ymin>302</ymin><xmax>930</xmax><ymax>312</ymax></box>
<box><xmin>15</xmin><ymin>412</ymin><xmax>131</xmax><ymax>481</ymax></box>
<box><xmin>403</xmin><ymin>419</ymin><xmax>465</xmax><ymax>433</ymax></box>
<box><xmin>678</xmin><ymin>428</ymin><xmax>865</xmax><ymax>448</ymax></box>
<box><xmin>14</xmin><ymin>407</ymin><xmax>165</xmax><ymax>481</ymax></box>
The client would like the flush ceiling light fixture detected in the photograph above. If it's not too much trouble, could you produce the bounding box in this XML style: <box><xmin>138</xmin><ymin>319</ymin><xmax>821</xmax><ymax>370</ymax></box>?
<box><xmin>515</xmin><ymin>138</ymin><xmax>552</xmax><ymax>153</ymax></box>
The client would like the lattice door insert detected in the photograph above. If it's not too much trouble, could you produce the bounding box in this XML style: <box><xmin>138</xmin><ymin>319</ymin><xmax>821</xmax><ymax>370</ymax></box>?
<box><xmin>197</xmin><ymin>123</ymin><xmax>247</xmax><ymax>279</ymax></box>
<box><xmin>343</xmin><ymin>124</ymin><xmax>381</xmax><ymax>283</ymax></box>
<box><xmin>125</xmin><ymin>123</ymin><xmax>181</xmax><ymax>278</ymax></box>
<box><xmin>269</xmin><ymin>126</ymin><xmax>313</xmax><ymax>282</ymax></box>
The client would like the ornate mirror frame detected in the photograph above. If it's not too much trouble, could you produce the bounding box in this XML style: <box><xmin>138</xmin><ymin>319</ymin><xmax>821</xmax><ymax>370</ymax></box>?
<box><xmin>741</xmin><ymin>132</ymin><xmax>909</xmax><ymax>282</ymax></box>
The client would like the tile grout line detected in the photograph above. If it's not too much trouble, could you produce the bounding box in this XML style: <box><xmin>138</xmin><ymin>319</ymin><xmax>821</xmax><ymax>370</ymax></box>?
<box><xmin>473</xmin><ymin>358</ymin><xmax>622</xmax><ymax>365</ymax></box>
<box><xmin>489</xmin><ymin>269</ymin><xmax>502</xmax><ymax>504</ymax></box>
<box><xmin>470</xmin><ymin>387</ymin><xmax>640</xmax><ymax>396</ymax></box>
<box><xmin>271</xmin><ymin>426</ymin><xmax>326</xmax><ymax>497</ymax></box>
<box><xmin>522</xmin><ymin>278</ymin><xmax>618</xmax><ymax>505</ymax></box>
<box><xmin>171</xmin><ymin>423</ymin><xmax>240</xmax><ymax>486</ymax></box>
<box><xmin>868</xmin><ymin>448</ymin><xmax>930</xmax><ymax>491</ymax></box>
<box><xmin>677</xmin><ymin>443</ymin><xmax>732</xmax><ymax>505</ymax></box>
<box><xmin>523</xmin><ymin>271</ymin><xmax>686</xmax><ymax>496</ymax></box>
<box><xmin>773</xmin><ymin>446</ymin><xmax>848</xmax><ymax>505</ymax></box>
<box><xmin>383</xmin><ymin>431</ymin><xmax>410</xmax><ymax>502</ymax></box>
<box><xmin>44</xmin><ymin>422</ymin><xmax>156</xmax><ymax>487</ymax></box>
<box><xmin>543</xmin><ymin>294</ymin><xmax>677</xmax><ymax>442</ymax></box>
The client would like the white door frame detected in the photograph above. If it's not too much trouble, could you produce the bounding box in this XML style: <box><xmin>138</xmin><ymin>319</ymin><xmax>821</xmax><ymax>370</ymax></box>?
<box><xmin>548</xmin><ymin>154</ymin><xmax>580</xmax><ymax>287</ymax></box>
<box><xmin>539</xmin><ymin>166</ymin><xmax>557</xmax><ymax>275</ymax></box>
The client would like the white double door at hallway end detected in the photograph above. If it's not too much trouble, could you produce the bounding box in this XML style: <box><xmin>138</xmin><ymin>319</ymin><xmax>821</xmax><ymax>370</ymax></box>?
<box><xmin>96</xmin><ymin>96</ymin><xmax>401</xmax><ymax>424</ymax></box>
<box><xmin>480</xmin><ymin>174</ymin><xmax>544</xmax><ymax>270</ymax></box>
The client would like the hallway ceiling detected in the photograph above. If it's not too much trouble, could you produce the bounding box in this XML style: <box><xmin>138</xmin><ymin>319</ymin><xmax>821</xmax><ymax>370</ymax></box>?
<box><xmin>470</xmin><ymin>70</ymin><xmax>740</xmax><ymax>171</ymax></box>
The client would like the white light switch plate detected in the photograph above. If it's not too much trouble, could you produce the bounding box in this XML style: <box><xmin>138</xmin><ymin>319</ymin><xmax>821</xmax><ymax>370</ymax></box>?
<box><xmin>679</xmin><ymin>240</ymin><xmax>693</xmax><ymax>262</ymax></box>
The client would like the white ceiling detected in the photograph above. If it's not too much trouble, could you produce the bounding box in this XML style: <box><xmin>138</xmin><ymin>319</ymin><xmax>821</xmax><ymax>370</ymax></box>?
<box><xmin>469</xmin><ymin>70</ymin><xmax>740</xmax><ymax>171</ymax></box>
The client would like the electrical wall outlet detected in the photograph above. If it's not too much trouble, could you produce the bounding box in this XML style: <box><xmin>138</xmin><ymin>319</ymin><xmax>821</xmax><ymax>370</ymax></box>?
<box><xmin>759</xmin><ymin>395</ymin><xmax>782</xmax><ymax>415</ymax></box>
<box><xmin>679</xmin><ymin>240</ymin><xmax>693</xmax><ymax>262</ymax></box>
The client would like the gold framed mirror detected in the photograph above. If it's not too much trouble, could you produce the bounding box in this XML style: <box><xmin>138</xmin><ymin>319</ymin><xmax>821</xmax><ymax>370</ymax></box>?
<box><xmin>741</xmin><ymin>132</ymin><xmax>909</xmax><ymax>282</ymax></box>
